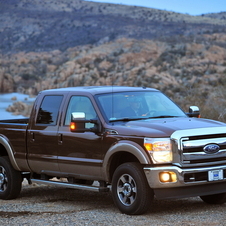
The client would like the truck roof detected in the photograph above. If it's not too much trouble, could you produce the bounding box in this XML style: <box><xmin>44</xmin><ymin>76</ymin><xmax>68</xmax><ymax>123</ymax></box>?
<box><xmin>39</xmin><ymin>86</ymin><xmax>159</xmax><ymax>95</ymax></box>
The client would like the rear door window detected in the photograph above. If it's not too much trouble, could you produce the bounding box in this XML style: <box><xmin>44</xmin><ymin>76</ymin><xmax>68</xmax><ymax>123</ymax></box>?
<box><xmin>36</xmin><ymin>95</ymin><xmax>63</xmax><ymax>125</ymax></box>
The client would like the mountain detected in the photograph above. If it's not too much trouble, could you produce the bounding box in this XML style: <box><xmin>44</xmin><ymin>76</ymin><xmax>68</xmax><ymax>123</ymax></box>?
<box><xmin>0</xmin><ymin>0</ymin><xmax>226</xmax><ymax>121</ymax></box>
<box><xmin>0</xmin><ymin>0</ymin><xmax>225</xmax><ymax>53</ymax></box>
<box><xmin>203</xmin><ymin>12</ymin><xmax>226</xmax><ymax>20</ymax></box>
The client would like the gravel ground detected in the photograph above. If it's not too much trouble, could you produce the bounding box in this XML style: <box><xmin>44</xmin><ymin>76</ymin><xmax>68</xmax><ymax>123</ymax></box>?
<box><xmin>0</xmin><ymin>180</ymin><xmax>226</xmax><ymax>226</ymax></box>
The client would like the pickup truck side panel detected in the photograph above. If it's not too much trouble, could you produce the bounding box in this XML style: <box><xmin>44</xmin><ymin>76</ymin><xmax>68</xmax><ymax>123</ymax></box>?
<box><xmin>57</xmin><ymin>127</ymin><xmax>103</xmax><ymax>179</ymax></box>
<box><xmin>0</xmin><ymin>121</ymin><xmax>29</xmax><ymax>171</ymax></box>
<box><xmin>102</xmin><ymin>139</ymin><xmax>151</xmax><ymax>181</ymax></box>
<box><xmin>57</xmin><ymin>93</ymin><xmax>103</xmax><ymax>179</ymax></box>
<box><xmin>27</xmin><ymin>94</ymin><xmax>65</xmax><ymax>174</ymax></box>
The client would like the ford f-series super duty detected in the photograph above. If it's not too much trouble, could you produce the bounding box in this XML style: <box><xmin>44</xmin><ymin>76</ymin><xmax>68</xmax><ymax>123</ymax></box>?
<box><xmin>1</xmin><ymin>86</ymin><xmax>226</xmax><ymax>215</ymax></box>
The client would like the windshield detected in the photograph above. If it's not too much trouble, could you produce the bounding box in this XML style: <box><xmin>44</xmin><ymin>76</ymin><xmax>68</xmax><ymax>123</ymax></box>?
<box><xmin>96</xmin><ymin>91</ymin><xmax>187</xmax><ymax>122</ymax></box>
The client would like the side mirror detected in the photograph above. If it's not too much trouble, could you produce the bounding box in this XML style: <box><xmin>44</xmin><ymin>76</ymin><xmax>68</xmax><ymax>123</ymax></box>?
<box><xmin>70</xmin><ymin>112</ymin><xmax>100</xmax><ymax>133</ymax></box>
<box><xmin>70</xmin><ymin>112</ymin><xmax>86</xmax><ymax>132</ymax></box>
<box><xmin>187</xmin><ymin>106</ymin><xmax>200</xmax><ymax>118</ymax></box>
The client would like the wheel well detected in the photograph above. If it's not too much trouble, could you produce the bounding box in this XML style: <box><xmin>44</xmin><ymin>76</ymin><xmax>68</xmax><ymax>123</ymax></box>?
<box><xmin>109</xmin><ymin>151</ymin><xmax>140</xmax><ymax>182</ymax></box>
<box><xmin>0</xmin><ymin>143</ymin><xmax>8</xmax><ymax>156</ymax></box>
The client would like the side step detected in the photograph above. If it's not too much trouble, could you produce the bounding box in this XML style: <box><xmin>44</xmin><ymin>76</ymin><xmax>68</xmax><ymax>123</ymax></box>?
<box><xmin>31</xmin><ymin>179</ymin><xmax>110</xmax><ymax>192</ymax></box>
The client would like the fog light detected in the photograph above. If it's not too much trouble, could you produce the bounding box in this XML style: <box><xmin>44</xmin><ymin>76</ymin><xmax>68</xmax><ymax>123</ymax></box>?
<box><xmin>159</xmin><ymin>172</ymin><xmax>177</xmax><ymax>183</ymax></box>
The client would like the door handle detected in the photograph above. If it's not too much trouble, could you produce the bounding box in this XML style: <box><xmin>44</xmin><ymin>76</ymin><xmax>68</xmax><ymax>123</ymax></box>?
<box><xmin>58</xmin><ymin>134</ymin><xmax>63</xmax><ymax>145</ymax></box>
<box><xmin>30</xmin><ymin>132</ymin><xmax>35</xmax><ymax>142</ymax></box>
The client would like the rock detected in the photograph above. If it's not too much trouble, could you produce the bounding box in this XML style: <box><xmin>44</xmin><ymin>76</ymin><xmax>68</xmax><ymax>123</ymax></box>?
<box><xmin>11</xmin><ymin>96</ymin><xmax>17</xmax><ymax>101</ymax></box>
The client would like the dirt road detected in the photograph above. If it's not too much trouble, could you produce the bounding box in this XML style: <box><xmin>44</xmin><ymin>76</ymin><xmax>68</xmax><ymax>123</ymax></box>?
<box><xmin>0</xmin><ymin>181</ymin><xmax>225</xmax><ymax>225</ymax></box>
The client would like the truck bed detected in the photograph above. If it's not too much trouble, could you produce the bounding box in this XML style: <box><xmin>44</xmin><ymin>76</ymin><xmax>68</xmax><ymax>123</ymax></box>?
<box><xmin>0</xmin><ymin>117</ymin><xmax>29</xmax><ymax>171</ymax></box>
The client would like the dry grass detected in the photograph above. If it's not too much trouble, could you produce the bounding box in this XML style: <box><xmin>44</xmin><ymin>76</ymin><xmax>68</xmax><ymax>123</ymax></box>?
<box><xmin>173</xmin><ymin>86</ymin><xmax>226</xmax><ymax>123</ymax></box>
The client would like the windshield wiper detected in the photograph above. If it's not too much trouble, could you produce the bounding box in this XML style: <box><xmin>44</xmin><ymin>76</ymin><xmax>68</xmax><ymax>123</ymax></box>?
<box><xmin>148</xmin><ymin>115</ymin><xmax>179</xmax><ymax>119</ymax></box>
<box><xmin>109</xmin><ymin>115</ymin><xmax>180</xmax><ymax>122</ymax></box>
<box><xmin>109</xmin><ymin>117</ymin><xmax>145</xmax><ymax>122</ymax></box>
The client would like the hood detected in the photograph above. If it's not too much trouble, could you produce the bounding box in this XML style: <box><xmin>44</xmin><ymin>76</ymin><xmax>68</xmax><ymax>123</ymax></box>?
<box><xmin>113</xmin><ymin>117</ymin><xmax>226</xmax><ymax>137</ymax></box>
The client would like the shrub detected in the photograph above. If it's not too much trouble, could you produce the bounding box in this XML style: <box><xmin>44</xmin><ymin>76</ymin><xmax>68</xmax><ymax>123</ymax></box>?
<box><xmin>173</xmin><ymin>86</ymin><xmax>226</xmax><ymax>122</ymax></box>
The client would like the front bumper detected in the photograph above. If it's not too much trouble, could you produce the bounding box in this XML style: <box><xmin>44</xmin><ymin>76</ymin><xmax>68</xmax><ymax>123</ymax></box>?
<box><xmin>144</xmin><ymin>164</ymin><xmax>226</xmax><ymax>199</ymax></box>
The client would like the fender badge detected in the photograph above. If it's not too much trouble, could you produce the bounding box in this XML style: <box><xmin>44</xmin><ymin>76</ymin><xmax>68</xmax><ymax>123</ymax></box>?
<box><xmin>203</xmin><ymin>144</ymin><xmax>220</xmax><ymax>154</ymax></box>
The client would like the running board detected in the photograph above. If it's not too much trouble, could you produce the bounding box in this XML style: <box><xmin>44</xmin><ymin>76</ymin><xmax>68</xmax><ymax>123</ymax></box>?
<box><xmin>31</xmin><ymin>179</ymin><xmax>110</xmax><ymax>192</ymax></box>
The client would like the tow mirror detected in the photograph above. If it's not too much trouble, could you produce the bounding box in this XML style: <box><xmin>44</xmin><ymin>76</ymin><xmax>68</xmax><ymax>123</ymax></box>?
<box><xmin>187</xmin><ymin>106</ymin><xmax>200</xmax><ymax>118</ymax></box>
<box><xmin>70</xmin><ymin>112</ymin><xmax>86</xmax><ymax>132</ymax></box>
<box><xmin>70</xmin><ymin>112</ymin><xmax>100</xmax><ymax>133</ymax></box>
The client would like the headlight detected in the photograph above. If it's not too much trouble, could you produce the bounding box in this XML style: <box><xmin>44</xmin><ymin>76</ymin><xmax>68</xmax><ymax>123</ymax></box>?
<box><xmin>144</xmin><ymin>138</ymin><xmax>172</xmax><ymax>163</ymax></box>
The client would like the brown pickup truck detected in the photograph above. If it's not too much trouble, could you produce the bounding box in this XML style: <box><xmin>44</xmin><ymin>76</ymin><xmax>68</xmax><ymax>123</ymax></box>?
<box><xmin>1</xmin><ymin>86</ymin><xmax>226</xmax><ymax>215</ymax></box>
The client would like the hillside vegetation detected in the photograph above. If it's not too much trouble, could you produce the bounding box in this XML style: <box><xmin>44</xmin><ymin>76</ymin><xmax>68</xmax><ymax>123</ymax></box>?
<box><xmin>0</xmin><ymin>0</ymin><xmax>226</xmax><ymax>121</ymax></box>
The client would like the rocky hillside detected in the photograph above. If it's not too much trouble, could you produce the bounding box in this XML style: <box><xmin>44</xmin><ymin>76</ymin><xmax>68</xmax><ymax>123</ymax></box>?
<box><xmin>1</xmin><ymin>0</ymin><xmax>225</xmax><ymax>53</ymax></box>
<box><xmin>203</xmin><ymin>12</ymin><xmax>226</xmax><ymax>20</ymax></box>
<box><xmin>2</xmin><ymin>34</ymin><xmax>226</xmax><ymax>120</ymax></box>
<box><xmin>0</xmin><ymin>0</ymin><xmax>226</xmax><ymax>121</ymax></box>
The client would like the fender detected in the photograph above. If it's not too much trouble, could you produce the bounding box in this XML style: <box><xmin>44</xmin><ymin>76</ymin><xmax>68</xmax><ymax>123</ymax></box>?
<box><xmin>0</xmin><ymin>136</ymin><xmax>21</xmax><ymax>171</ymax></box>
<box><xmin>102</xmin><ymin>140</ymin><xmax>151</xmax><ymax>181</ymax></box>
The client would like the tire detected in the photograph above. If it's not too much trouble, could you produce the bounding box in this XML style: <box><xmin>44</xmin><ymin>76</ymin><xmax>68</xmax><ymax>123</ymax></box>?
<box><xmin>0</xmin><ymin>156</ymin><xmax>22</xmax><ymax>200</ymax></box>
<box><xmin>200</xmin><ymin>193</ymin><xmax>226</xmax><ymax>204</ymax></box>
<box><xmin>112</xmin><ymin>162</ymin><xmax>154</xmax><ymax>215</ymax></box>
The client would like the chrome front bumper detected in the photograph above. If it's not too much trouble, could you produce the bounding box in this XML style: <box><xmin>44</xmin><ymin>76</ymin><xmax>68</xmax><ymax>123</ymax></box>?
<box><xmin>144</xmin><ymin>164</ymin><xmax>226</xmax><ymax>188</ymax></box>
<box><xmin>144</xmin><ymin>165</ymin><xmax>226</xmax><ymax>199</ymax></box>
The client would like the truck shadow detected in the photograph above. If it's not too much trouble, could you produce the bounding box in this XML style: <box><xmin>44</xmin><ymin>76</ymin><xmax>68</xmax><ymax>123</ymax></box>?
<box><xmin>148</xmin><ymin>197</ymin><xmax>226</xmax><ymax>215</ymax></box>
<box><xmin>20</xmin><ymin>184</ymin><xmax>114</xmax><ymax>211</ymax></box>
<box><xmin>19</xmin><ymin>184</ymin><xmax>225</xmax><ymax>215</ymax></box>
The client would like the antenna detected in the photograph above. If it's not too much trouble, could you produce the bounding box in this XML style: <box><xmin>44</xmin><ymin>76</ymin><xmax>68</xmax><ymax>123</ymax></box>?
<box><xmin>111</xmin><ymin>65</ymin><xmax>114</xmax><ymax>119</ymax></box>
<box><xmin>111</xmin><ymin>63</ymin><xmax>118</xmax><ymax>119</ymax></box>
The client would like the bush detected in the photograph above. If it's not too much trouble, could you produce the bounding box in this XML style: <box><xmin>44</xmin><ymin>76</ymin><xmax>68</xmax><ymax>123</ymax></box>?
<box><xmin>173</xmin><ymin>86</ymin><xmax>226</xmax><ymax>122</ymax></box>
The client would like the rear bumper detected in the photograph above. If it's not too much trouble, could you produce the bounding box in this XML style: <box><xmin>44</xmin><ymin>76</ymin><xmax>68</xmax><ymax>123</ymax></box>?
<box><xmin>144</xmin><ymin>165</ymin><xmax>226</xmax><ymax>199</ymax></box>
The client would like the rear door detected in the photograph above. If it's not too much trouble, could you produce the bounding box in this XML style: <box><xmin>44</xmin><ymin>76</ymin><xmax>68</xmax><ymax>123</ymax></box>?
<box><xmin>27</xmin><ymin>93</ymin><xmax>65</xmax><ymax>174</ymax></box>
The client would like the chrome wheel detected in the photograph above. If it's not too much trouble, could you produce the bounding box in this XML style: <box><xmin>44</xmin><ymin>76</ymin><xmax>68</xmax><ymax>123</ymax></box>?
<box><xmin>0</xmin><ymin>157</ymin><xmax>22</xmax><ymax>200</ymax></box>
<box><xmin>117</xmin><ymin>174</ymin><xmax>137</xmax><ymax>206</ymax></box>
<box><xmin>112</xmin><ymin>162</ymin><xmax>154</xmax><ymax>215</ymax></box>
<box><xmin>0</xmin><ymin>166</ymin><xmax>8</xmax><ymax>192</ymax></box>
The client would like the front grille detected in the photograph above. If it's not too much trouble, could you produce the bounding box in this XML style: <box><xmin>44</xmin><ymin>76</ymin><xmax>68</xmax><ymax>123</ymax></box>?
<box><xmin>180</xmin><ymin>134</ymin><xmax>226</xmax><ymax>166</ymax></box>
<box><xmin>189</xmin><ymin>157</ymin><xmax>226</xmax><ymax>164</ymax></box>
<box><xmin>187</xmin><ymin>133</ymin><xmax>226</xmax><ymax>141</ymax></box>
<box><xmin>183</xmin><ymin>145</ymin><xmax>226</xmax><ymax>154</ymax></box>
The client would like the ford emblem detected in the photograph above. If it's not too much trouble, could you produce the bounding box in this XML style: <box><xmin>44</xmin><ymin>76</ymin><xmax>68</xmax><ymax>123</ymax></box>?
<box><xmin>203</xmin><ymin>144</ymin><xmax>220</xmax><ymax>154</ymax></box>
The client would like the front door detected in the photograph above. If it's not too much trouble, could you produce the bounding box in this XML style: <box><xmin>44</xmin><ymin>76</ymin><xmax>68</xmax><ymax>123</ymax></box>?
<box><xmin>57</xmin><ymin>95</ymin><xmax>103</xmax><ymax>179</ymax></box>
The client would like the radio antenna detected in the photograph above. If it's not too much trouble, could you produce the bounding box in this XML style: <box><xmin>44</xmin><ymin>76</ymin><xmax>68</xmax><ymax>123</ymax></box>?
<box><xmin>111</xmin><ymin>66</ymin><xmax>114</xmax><ymax>119</ymax></box>
<box><xmin>111</xmin><ymin>63</ymin><xmax>117</xmax><ymax>119</ymax></box>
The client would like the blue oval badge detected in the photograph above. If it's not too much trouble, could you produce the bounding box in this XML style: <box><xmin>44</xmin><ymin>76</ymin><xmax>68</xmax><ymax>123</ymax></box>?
<box><xmin>203</xmin><ymin>144</ymin><xmax>220</xmax><ymax>154</ymax></box>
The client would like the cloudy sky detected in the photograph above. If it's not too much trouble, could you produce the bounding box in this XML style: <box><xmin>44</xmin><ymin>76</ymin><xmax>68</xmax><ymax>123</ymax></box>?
<box><xmin>88</xmin><ymin>0</ymin><xmax>226</xmax><ymax>15</ymax></box>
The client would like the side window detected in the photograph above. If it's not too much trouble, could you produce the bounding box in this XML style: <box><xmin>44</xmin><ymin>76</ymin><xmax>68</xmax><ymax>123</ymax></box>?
<box><xmin>64</xmin><ymin>96</ymin><xmax>96</xmax><ymax>128</ymax></box>
<box><xmin>36</xmin><ymin>95</ymin><xmax>63</xmax><ymax>125</ymax></box>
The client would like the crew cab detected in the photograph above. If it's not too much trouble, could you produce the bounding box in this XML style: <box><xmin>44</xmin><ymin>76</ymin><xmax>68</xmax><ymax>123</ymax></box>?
<box><xmin>1</xmin><ymin>86</ymin><xmax>226</xmax><ymax>215</ymax></box>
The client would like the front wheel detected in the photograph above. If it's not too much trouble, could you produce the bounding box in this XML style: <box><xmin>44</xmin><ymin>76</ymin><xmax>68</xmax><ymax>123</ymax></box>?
<box><xmin>0</xmin><ymin>156</ymin><xmax>22</xmax><ymax>200</ymax></box>
<box><xmin>200</xmin><ymin>193</ymin><xmax>226</xmax><ymax>204</ymax></box>
<box><xmin>112</xmin><ymin>162</ymin><xmax>154</xmax><ymax>215</ymax></box>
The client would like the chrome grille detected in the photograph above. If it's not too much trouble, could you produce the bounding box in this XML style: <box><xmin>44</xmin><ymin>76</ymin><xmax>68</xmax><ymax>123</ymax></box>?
<box><xmin>181</xmin><ymin>135</ymin><xmax>226</xmax><ymax>165</ymax></box>
<box><xmin>171</xmin><ymin>127</ymin><xmax>226</xmax><ymax>167</ymax></box>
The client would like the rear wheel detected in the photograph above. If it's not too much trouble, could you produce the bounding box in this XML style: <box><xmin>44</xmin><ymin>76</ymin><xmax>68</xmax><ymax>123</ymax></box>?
<box><xmin>0</xmin><ymin>156</ymin><xmax>22</xmax><ymax>200</ymax></box>
<box><xmin>112</xmin><ymin>162</ymin><xmax>154</xmax><ymax>215</ymax></box>
<box><xmin>200</xmin><ymin>193</ymin><xmax>226</xmax><ymax>204</ymax></box>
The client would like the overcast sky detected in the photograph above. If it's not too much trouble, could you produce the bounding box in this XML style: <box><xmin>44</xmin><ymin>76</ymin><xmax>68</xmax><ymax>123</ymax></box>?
<box><xmin>88</xmin><ymin>0</ymin><xmax>226</xmax><ymax>15</ymax></box>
